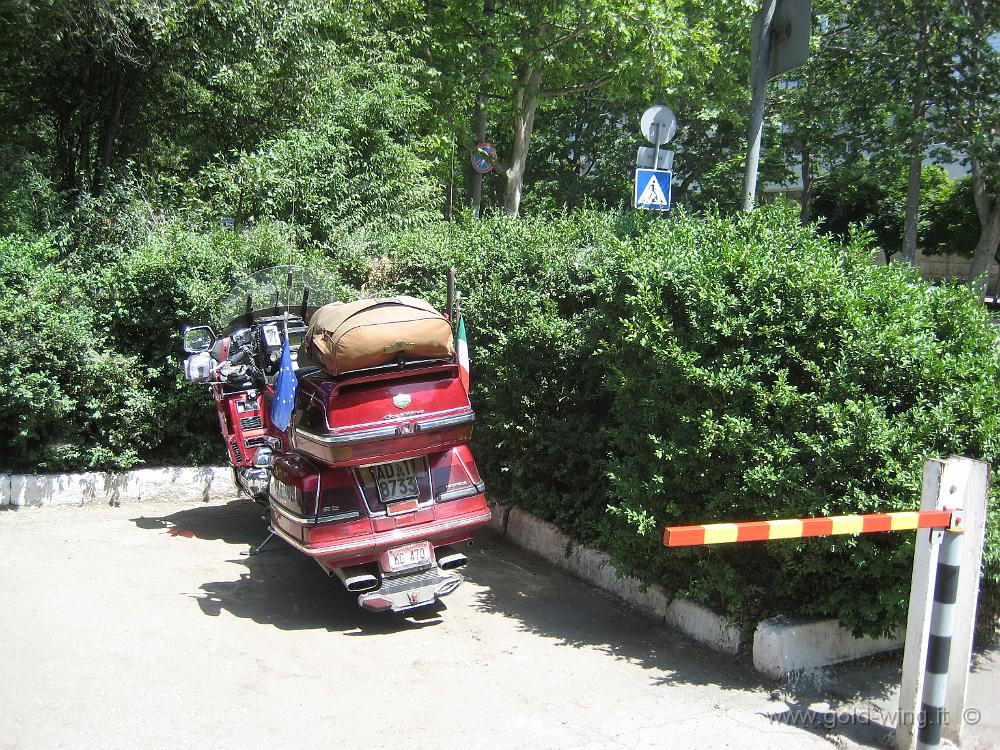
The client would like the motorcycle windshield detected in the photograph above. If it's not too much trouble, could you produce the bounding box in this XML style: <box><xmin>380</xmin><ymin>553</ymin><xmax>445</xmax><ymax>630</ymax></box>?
<box><xmin>217</xmin><ymin>265</ymin><xmax>344</xmax><ymax>333</ymax></box>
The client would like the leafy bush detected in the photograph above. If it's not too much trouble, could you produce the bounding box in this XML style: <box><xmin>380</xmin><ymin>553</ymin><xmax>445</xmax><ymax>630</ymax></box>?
<box><xmin>597</xmin><ymin>207</ymin><xmax>1000</xmax><ymax>639</ymax></box>
<box><xmin>0</xmin><ymin>198</ymin><xmax>313</xmax><ymax>470</ymax></box>
<box><xmin>362</xmin><ymin>211</ymin><xmax>637</xmax><ymax>539</ymax></box>
<box><xmin>184</xmin><ymin>56</ymin><xmax>441</xmax><ymax>241</ymax></box>
<box><xmin>921</xmin><ymin>177</ymin><xmax>982</xmax><ymax>258</ymax></box>
<box><xmin>810</xmin><ymin>159</ymin><xmax>979</xmax><ymax>262</ymax></box>
<box><xmin>372</xmin><ymin>206</ymin><xmax>1000</xmax><ymax>640</ymax></box>
<box><xmin>0</xmin><ymin>233</ymin><xmax>155</xmax><ymax>469</ymax></box>
<box><xmin>2</xmin><ymin>202</ymin><xmax>997</xmax><ymax>642</ymax></box>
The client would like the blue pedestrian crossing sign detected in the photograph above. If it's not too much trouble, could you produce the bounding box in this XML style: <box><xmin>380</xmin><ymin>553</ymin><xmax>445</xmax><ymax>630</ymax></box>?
<box><xmin>634</xmin><ymin>168</ymin><xmax>672</xmax><ymax>211</ymax></box>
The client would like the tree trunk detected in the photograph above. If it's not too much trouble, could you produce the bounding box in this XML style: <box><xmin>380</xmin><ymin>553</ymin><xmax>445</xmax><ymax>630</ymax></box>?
<box><xmin>76</xmin><ymin>116</ymin><xmax>92</xmax><ymax>197</ymax></box>
<box><xmin>92</xmin><ymin>74</ymin><xmax>126</xmax><ymax>197</ymax></box>
<box><xmin>465</xmin><ymin>0</ymin><xmax>494</xmax><ymax>217</ymax></box>
<box><xmin>503</xmin><ymin>65</ymin><xmax>541</xmax><ymax>216</ymax></box>
<box><xmin>991</xmin><ymin>250</ymin><xmax>1000</xmax><ymax>301</ymax></box>
<box><xmin>444</xmin><ymin>131</ymin><xmax>455</xmax><ymax>221</ymax></box>
<box><xmin>967</xmin><ymin>217</ymin><xmax>1000</xmax><ymax>296</ymax></box>
<box><xmin>901</xmin><ymin>148</ymin><xmax>923</xmax><ymax>264</ymax></box>
<box><xmin>799</xmin><ymin>147</ymin><xmax>812</xmax><ymax>224</ymax></box>
<box><xmin>467</xmin><ymin>92</ymin><xmax>487</xmax><ymax>216</ymax></box>
<box><xmin>55</xmin><ymin>113</ymin><xmax>76</xmax><ymax>195</ymax></box>
<box><xmin>966</xmin><ymin>157</ymin><xmax>1000</xmax><ymax>296</ymax></box>
<box><xmin>901</xmin><ymin>10</ymin><xmax>928</xmax><ymax>265</ymax></box>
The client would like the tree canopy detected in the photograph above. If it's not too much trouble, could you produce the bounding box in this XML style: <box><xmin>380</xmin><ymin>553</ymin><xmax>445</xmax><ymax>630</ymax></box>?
<box><xmin>0</xmin><ymin>0</ymin><xmax>996</xmax><ymax>271</ymax></box>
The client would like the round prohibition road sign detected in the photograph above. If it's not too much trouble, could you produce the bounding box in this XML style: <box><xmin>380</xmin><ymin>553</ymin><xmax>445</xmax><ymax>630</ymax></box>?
<box><xmin>471</xmin><ymin>143</ymin><xmax>496</xmax><ymax>174</ymax></box>
<box><xmin>640</xmin><ymin>105</ymin><xmax>677</xmax><ymax>146</ymax></box>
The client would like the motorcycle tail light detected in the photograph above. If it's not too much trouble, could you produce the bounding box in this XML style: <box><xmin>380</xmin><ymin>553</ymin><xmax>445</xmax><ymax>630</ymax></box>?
<box><xmin>318</xmin><ymin>486</ymin><xmax>363</xmax><ymax>522</ymax></box>
<box><xmin>271</xmin><ymin>453</ymin><xmax>321</xmax><ymax>516</ymax></box>
<box><xmin>270</xmin><ymin>480</ymin><xmax>305</xmax><ymax>513</ymax></box>
<box><xmin>359</xmin><ymin>596</ymin><xmax>393</xmax><ymax>612</ymax></box>
<box><xmin>304</xmin><ymin>468</ymin><xmax>372</xmax><ymax>545</ymax></box>
<box><xmin>429</xmin><ymin>446</ymin><xmax>483</xmax><ymax>503</ymax></box>
<box><xmin>304</xmin><ymin>516</ymin><xmax>372</xmax><ymax>546</ymax></box>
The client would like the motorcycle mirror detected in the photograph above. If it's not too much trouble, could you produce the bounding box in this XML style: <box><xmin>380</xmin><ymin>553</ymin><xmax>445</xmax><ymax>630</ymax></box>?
<box><xmin>182</xmin><ymin>325</ymin><xmax>216</xmax><ymax>353</ymax></box>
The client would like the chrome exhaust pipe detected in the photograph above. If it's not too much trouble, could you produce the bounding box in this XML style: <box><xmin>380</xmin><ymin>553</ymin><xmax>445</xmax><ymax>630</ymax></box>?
<box><xmin>436</xmin><ymin>545</ymin><xmax>468</xmax><ymax>570</ymax></box>
<box><xmin>333</xmin><ymin>565</ymin><xmax>380</xmax><ymax>593</ymax></box>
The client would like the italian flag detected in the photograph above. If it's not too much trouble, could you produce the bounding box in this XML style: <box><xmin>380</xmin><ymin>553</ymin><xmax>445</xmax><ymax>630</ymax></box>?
<box><xmin>456</xmin><ymin>315</ymin><xmax>470</xmax><ymax>393</ymax></box>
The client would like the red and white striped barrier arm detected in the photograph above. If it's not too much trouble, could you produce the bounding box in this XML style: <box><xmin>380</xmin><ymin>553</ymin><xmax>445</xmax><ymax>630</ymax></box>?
<box><xmin>664</xmin><ymin>510</ymin><xmax>956</xmax><ymax>547</ymax></box>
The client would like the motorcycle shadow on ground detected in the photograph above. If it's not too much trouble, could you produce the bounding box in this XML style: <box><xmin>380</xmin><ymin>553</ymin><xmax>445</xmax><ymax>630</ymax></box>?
<box><xmin>131</xmin><ymin>498</ymin><xmax>445</xmax><ymax>636</ymax></box>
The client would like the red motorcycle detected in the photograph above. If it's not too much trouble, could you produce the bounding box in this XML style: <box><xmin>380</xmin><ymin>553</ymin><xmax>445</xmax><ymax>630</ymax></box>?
<box><xmin>182</xmin><ymin>265</ymin><xmax>490</xmax><ymax>612</ymax></box>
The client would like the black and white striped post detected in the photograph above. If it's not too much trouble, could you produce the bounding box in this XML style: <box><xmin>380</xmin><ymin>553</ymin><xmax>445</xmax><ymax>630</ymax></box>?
<box><xmin>916</xmin><ymin>521</ymin><xmax>964</xmax><ymax>750</ymax></box>
<box><xmin>897</xmin><ymin>458</ymin><xmax>989</xmax><ymax>750</ymax></box>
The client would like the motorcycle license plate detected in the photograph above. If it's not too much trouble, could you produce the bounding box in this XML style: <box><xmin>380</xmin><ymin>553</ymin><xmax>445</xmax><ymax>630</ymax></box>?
<box><xmin>364</xmin><ymin>458</ymin><xmax>424</xmax><ymax>502</ymax></box>
<box><xmin>387</xmin><ymin>541</ymin><xmax>431</xmax><ymax>573</ymax></box>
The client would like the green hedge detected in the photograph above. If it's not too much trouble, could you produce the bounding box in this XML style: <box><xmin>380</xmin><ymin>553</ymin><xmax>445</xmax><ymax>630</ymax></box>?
<box><xmin>1</xmin><ymin>205</ymin><xmax>311</xmax><ymax>470</ymax></box>
<box><xmin>2</xmin><ymin>202</ymin><xmax>997</xmax><ymax>642</ymax></box>
<box><xmin>597</xmin><ymin>210</ymin><xmax>1000</xmax><ymax>638</ymax></box>
<box><xmin>371</xmin><ymin>206</ymin><xmax>1000</xmax><ymax>641</ymax></box>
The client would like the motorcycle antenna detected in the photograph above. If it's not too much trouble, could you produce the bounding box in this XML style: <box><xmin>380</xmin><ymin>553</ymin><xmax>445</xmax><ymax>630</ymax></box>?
<box><xmin>284</xmin><ymin>266</ymin><xmax>293</xmax><ymax>337</ymax></box>
<box><xmin>284</xmin><ymin>191</ymin><xmax>296</xmax><ymax>337</ymax></box>
<box><xmin>447</xmin><ymin>267</ymin><xmax>456</xmax><ymax>328</ymax></box>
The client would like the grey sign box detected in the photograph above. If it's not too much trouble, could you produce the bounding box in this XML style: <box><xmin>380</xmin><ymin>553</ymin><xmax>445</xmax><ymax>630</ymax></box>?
<box><xmin>636</xmin><ymin>147</ymin><xmax>674</xmax><ymax>171</ymax></box>
<box><xmin>751</xmin><ymin>0</ymin><xmax>811</xmax><ymax>80</ymax></box>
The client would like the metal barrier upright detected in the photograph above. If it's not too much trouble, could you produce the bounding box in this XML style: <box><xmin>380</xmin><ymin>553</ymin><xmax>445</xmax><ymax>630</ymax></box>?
<box><xmin>662</xmin><ymin>456</ymin><xmax>989</xmax><ymax>750</ymax></box>
<box><xmin>918</xmin><ymin>525</ymin><xmax>963</xmax><ymax>749</ymax></box>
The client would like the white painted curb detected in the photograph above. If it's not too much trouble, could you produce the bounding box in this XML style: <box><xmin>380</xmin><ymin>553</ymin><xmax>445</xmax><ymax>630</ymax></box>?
<box><xmin>488</xmin><ymin>500</ymin><xmax>742</xmax><ymax>655</ymax></box>
<box><xmin>1</xmin><ymin>466</ymin><xmax>234</xmax><ymax>508</ymax></box>
<box><xmin>752</xmin><ymin>615</ymin><xmax>904</xmax><ymax>679</ymax></box>
<box><xmin>489</xmin><ymin>500</ymin><xmax>908</xmax><ymax>674</ymax></box>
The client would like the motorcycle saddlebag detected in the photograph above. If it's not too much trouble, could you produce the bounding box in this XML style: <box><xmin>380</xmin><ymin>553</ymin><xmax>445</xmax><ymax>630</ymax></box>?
<box><xmin>303</xmin><ymin>296</ymin><xmax>455</xmax><ymax>375</ymax></box>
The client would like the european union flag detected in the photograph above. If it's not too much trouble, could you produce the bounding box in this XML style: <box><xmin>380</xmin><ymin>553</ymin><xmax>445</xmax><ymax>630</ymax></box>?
<box><xmin>270</xmin><ymin>339</ymin><xmax>298</xmax><ymax>432</ymax></box>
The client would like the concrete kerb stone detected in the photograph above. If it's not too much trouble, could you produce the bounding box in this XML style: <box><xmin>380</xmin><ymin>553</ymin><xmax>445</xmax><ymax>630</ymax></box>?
<box><xmin>1</xmin><ymin>466</ymin><xmax>235</xmax><ymax>508</ymax></box>
<box><xmin>752</xmin><ymin>615</ymin><xmax>904</xmax><ymax>680</ymax></box>
<box><xmin>489</xmin><ymin>500</ymin><xmax>907</xmax><ymax>671</ymax></box>
<box><xmin>489</xmin><ymin>500</ymin><xmax>742</xmax><ymax>655</ymax></box>
<box><xmin>5</xmin><ymin>472</ymin><xmax>107</xmax><ymax>507</ymax></box>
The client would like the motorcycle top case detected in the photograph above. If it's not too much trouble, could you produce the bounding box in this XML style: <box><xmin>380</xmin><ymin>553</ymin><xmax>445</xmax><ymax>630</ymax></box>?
<box><xmin>293</xmin><ymin>363</ymin><xmax>474</xmax><ymax>467</ymax></box>
<box><xmin>302</xmin><ymin>296</ymin><xmax>455</xmax><ymax>376</ymax></box>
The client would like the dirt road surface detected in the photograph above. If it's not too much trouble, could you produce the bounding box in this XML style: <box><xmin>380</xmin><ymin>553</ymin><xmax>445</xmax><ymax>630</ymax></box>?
<box><xmin>0</xmin><ymin>498</ymin><xmax>994</xmax><ymax>749</ymax></box>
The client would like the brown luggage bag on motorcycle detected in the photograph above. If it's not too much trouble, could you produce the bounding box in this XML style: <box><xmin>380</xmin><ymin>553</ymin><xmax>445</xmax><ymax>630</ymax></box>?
<box><xmin>302</xmin><ymin>296</ymin><xmax>455</xmax><ymax>375</ymax></box>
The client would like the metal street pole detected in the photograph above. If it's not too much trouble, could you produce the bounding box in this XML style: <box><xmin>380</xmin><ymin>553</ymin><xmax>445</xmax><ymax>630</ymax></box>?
<box><xmin>917</xmin><ymin>527</ymin><xmax>963</xmax><ymax>749</ymax></box>
<box><xmin>742</xmin><ymin>0</ymin><xmax>777</xmax><ymax>211</ymax></box>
